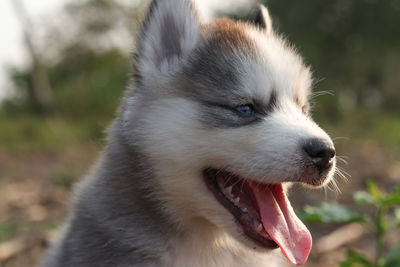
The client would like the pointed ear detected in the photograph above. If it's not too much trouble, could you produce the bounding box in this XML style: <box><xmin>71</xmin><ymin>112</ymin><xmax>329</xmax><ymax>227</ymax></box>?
<box><xmin>254</xmin><ymin>5</ymin><xmax>273</xmax><ymax>35</ymax></box>
<box><xmin>135</xmin><ymin>0</ymin><xmax>202</xmax><ymax>81</ymax></box>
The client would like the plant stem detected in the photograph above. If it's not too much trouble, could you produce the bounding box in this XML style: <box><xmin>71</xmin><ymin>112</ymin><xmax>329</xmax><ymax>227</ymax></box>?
<box><xmin>375</xmin><ymin>206</ymin><xmax>386</xmax><ymax>266</ymax></box>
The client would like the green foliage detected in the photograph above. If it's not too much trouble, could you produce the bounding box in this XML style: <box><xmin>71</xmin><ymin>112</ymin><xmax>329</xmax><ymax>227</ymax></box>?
<box><xmin>354</xmin><ymin>191</ymin><xmax>378</xmax><ymax>206</ymax></box>
<box><xmin>0</xmin><ymin>222</ymin><xmax>18</xmax><ymax>242</ymax></box>
<box><xmin>340</xmin><ymin>250</ymin><xmax>374</xmax><ymax>267</ymax></box>
<box><xmin>0</xmin><ymin>113</ymin><xmax>108</xmax><ymax>150</ymax></box>
<box><xmin>4</xmin><ymin>48</ymin><xmax>129</xmax><ymax>119</ymax></box>
<box><xmin>299</xmin><ymin>203</ymin><xmax>365</xmax><ymax>224</ymax></box>
<box><xmin>395</xmin><ymin>208</ymin><xmax>400</xmax><ymax>227</ymax></box>
<box><xmin>260</xmin><ymin>0</ymin><xmax>400</xmax><ymax>115</ymax></box>
<box><xmin>301</xmin><ymin>181</ymin><xmax>400</xmax><ymax>267</ymax></box>
<box><xmin>339</xmin><ymin>244</ymin><xmax>400</xmax><ymax>267</ymax></box>
<box><xmin>385</xmin><ymin>243</ymin><xmax>400</xmax><ymax>267</ymax></box>
<box><xmin>354</xmin><ymin>181</ymin><xmax>400</xmax><ymax>207</ymax></box>
<box><xmin>49</xmin><ymin>47</ymin><xmax>129</xmax><ymax>118</ymax></box>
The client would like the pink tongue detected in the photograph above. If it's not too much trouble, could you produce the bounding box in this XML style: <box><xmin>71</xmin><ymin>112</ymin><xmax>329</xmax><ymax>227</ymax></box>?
<box><xmin>249</xmin><ymin>183</ymin><xmax>312</xmax><ymax>265</ymax></box>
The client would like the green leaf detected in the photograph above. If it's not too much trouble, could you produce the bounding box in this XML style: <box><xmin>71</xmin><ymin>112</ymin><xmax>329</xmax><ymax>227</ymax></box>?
<box><xmin>395</xmin><ymin>207</ymin><xmax>400</xmax><ymax>227</ymax></box>
<box><xmin>340</xmin><ymin>250</ymin><xmax>374</xmax><ymax>267</ymax></box>
<box><xmin>355</xmin><ymin>184</ymin><xmax>400</xmax><ymax>207</ymax></box>
<box><xmin>299</xmin><ymin>203</ymin><xmax>365</xmax><ymax>224</ymax></box>
<box><xmin>367</xmin><ymin>180</ymin><xmax>381</xmax><ymax>200</ymax></box>
<box><xmin>384</xmin><ymin>243</ymin><xmax>400</xmax><ymax>267</ymax></box>
<box><xmin>379</xmin><ymin>188</ymin><xmax>400</xmax><ymax>206</ymax></box>
<box><xmin>354</xmin><ymin>191</ymin><xmax>378</xmax><ymax>205</ymax></box>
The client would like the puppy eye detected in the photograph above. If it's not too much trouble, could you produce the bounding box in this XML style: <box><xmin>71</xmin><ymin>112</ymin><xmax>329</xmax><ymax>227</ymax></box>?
<box><xmin>234</xmin><ymin>104</ymin><xmax>255</xmax><ymax>116</ymax></box>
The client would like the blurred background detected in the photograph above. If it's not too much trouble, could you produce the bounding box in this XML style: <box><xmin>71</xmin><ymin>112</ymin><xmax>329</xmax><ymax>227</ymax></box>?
<box><xmin>0</xmin><ymin>0</ymin><xmax>399</xmax><ymax>266</ymax></box>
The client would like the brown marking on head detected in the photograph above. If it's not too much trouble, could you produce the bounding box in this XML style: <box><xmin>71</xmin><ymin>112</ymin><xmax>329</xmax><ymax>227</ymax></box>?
<box><xmin>202</xmin><ymin>18</ymin><xmax>258</xmax><ymax>59</ymax></box>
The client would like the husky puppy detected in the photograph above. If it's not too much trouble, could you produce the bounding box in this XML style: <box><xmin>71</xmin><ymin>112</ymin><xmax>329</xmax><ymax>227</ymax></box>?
<box><xmin>42</xmin><ymin>0</ymin><xmax>337</xmax><ymax>266</ymax></box>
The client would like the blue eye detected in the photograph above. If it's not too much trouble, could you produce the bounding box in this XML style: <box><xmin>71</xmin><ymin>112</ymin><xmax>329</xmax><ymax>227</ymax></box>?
<box><xmin>235</xmin><ymin>104</ymin><xmax>255</xmax><ymax>116</ymax></box>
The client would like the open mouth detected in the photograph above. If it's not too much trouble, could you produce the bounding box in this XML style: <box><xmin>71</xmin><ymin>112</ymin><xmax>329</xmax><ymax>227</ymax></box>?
<box><xmin>203</xmin><ymin>168</ymin><xmax>312</xmax><ymax>266</ymax></box>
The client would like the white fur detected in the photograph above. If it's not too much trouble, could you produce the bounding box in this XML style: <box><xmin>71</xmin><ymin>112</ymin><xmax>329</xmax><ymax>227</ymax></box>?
<box><xmin>169</xmin><ymin>224</ymin><xmax>283</xmax><ymax>267</ymax></box>
<box><xmin>258</xmin><ymin>4</ymin><xmax>273</xmax><ymax>35</ymax></box>
<box><xmin>236</xmin><ymin>27</ymin><xmax>312</xmax><ymax>106</ymax></box>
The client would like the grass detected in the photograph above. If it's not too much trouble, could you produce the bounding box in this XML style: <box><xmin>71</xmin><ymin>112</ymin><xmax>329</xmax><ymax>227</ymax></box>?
<box><xmin>0</xmin><ymin>113</ymin><xmax>111</xmax><ymax>151</ymax></box>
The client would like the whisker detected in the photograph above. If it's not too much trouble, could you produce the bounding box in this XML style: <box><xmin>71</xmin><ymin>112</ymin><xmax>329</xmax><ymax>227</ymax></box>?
<box><xmin>336</xmin><ymin>167</ymin><xmax>350</xmax><ymax>179</ymax></box>
<box><xmin>335</xmin><ymin>167</ymin><xmax>345</xmax><ymax>177</ymax></box>
<box><xmin>336</xmin><ymin>156</ymin><xmax>348</xmax><ymax>165</ymax></box>
<box><xmin>311</xmin><ymin>90</ymin><xmax>334</xmax><ymax>98</ymax></box>
<box><xmin>312</xmin><ymin>77</ymin><xmax>326</xmax><ymax>86</ymax></box>
<box><xmin>334</xmin><ymin>169</ymin><xmax>349</xmax><ymax>187</ymax></box>
<box><xmin>326</xmin><ymin>183</ymin><xmax>334</xmax><ymax>193</ymax></box>
<box><xmin>324</xmin><ymin>177</ymin><xmax>341</xmax><ymax>196</ymax></box>
<box><xmin>323</xmin><ymin>185</ymin><xmax>328</xmax><ymax>200</ymax></box>
<box><xmin>331</xmin><ymin>178</ymin><xmax>341</xmax><ymax>194</ymax></box>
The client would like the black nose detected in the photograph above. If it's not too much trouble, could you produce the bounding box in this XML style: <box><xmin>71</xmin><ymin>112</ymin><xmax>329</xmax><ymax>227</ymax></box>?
<box><xmin>303</xmin><ymin>138</ymin><xmax>335</xmax><ymax>172</ymax></box>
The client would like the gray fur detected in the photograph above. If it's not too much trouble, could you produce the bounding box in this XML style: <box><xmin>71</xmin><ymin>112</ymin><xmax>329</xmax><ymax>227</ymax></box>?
<box><xmin>42</xmin><ymin>122</ymin><xmax>178</xmax><ymax>266</ymax></box>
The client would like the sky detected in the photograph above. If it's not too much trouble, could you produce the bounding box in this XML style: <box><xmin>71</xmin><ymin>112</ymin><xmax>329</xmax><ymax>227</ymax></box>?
<box><xmin>0</xmin><ymin>0</ymin><xmax>257</xmax><ymax>101</ymax></box>
<box><xmin>0</xmin><ymin>0</ymin><xmax>69</xmax><ymax>100</ymax></box>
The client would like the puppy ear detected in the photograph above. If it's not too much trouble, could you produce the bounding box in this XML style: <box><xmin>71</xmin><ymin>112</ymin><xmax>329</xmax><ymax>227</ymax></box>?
<box><xmin>135</xmin><ymin>0</ymin><xmax>202</xmax><ymax>81</ymax></box>
<box><xmin>254</xmin><ymin>5</ymin><xmax>273</xmax><ymax>35</ymax></box>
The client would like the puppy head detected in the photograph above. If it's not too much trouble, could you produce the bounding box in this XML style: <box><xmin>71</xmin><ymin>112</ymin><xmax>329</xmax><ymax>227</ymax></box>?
<box><xmin>121</xmin><ymin>0</ymin><xmax>336</xmax><ymax>264</ymax></box>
